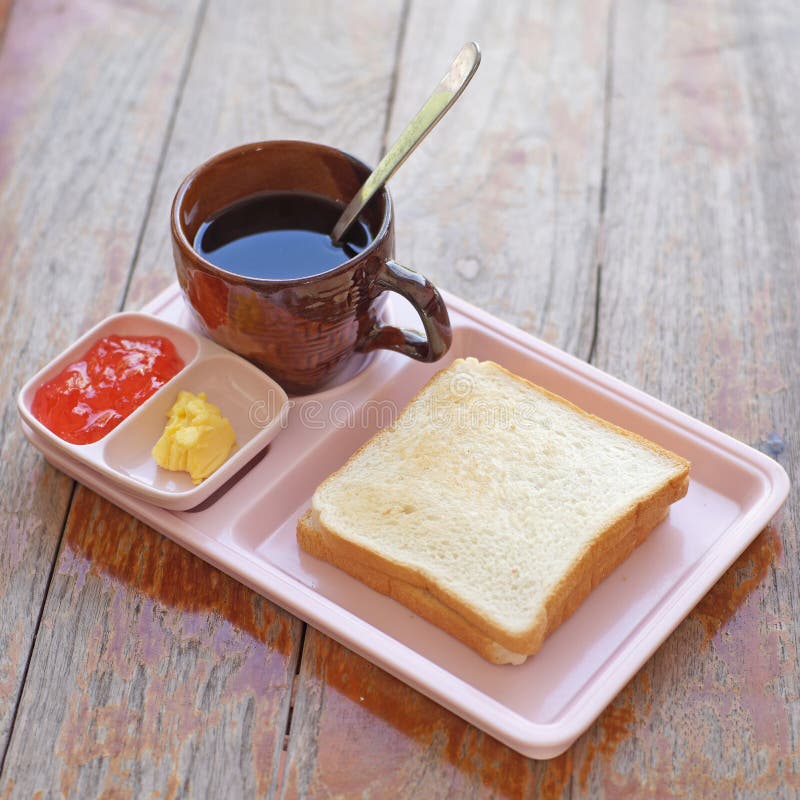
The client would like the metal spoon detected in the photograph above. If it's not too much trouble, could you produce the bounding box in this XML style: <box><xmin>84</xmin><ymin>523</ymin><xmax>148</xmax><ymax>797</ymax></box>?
<box><xmin>331</xmin><ymin>41</ymin><xmax>481</xmax><ymax>244</ymax></box>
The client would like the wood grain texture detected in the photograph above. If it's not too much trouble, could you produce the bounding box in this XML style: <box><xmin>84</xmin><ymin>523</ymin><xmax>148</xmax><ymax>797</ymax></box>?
<box><xmin>3</xmin><ymin>0</ymin><xmax>798</xmax><ymax>796</ymax></box>
<box><xmin>283</xmin><ymin>629</ymin><xmax>541</xmax><ymax>800</ymax></box>
<box><xmin>583</xmin><ymin>0</ymin><xmax>800</xmax><ymax>796</ymax></box>
<box><xmin>282</xmin><ymin>536</ymin><xmax>788</xmax><ymax>799</ymax></box>
<box><xmin>0</xmin><ymin>0</ymin><xmax>200</xmax><ymax>765</ymax></box>
<box><xmin>283</xmin><ymin>629</ymin><xmax>614</xmax><ymax>799</ymax></box>
<box><xmin>0</xmin><ymin>488</ymin><xmax>302</xmax><ymax>799</ymax></box>
<box><xmin>281</xmin><ymin>1</ymin><xmax>800</xmax><ymax>798</ymax></box>
<box><xmin>125</xmin><ymin>0</ymin><xmax>408</xmax><ymax>309</ymax></box>
<box><xmin>2</xmin><ymin>0</ymin><xmax>408</xmax><ymax>796</ymax></box>
<box><xmin>386</xmin><ymin>0</ymin><xmax>611</xmax><ymax>357</ymax></box>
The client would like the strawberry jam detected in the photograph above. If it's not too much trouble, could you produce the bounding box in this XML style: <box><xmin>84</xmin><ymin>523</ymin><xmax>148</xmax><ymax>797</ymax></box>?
<box><xmin>32</xmin><ymin>335</ymin><xmax>184</xmax><ymax>444</ymax></box>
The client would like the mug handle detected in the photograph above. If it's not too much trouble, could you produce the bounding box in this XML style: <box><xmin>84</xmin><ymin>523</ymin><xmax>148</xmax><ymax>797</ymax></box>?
<box><xmin>359</xmin><ymin>259</ymin><xmax>452</xmax><ymax>362</ymax></box>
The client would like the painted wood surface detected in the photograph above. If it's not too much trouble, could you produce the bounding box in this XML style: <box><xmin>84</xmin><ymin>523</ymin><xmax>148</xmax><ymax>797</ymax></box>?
<box><xmin>583</xmin><ymin>2</ymin><xmax>799</xmax><ymax>795</ymax></box>
<box><xmin>1</xmin><ymin>488</ymin><xmax>302</xmax><ymax>798</ymax></box>
<box><xmin>280</xmin><ymin>1</ymin><xmax>800</xmax><ymax>797</ymax></box>
<box><xmin>0</xmin><ymin>0</ymin><xmax>202</xmax><ymax>766</ymax></box>
<box><xmin>1</xmin><ymin>0</ymin><xmax>798</xmax><ymax>797</ymax></box>
<box><xmin>125</xmin><ymin>0</ymin><xmax>406</xmax><ymax>309</ymax></box>
<box><xmin>387</xmin><ymin>0</ymin><xmax>610</xmax><ymax>358</ymax></box>
<box><xmin>1</xmin><ymin>0</ymin><xmax>406</xmax><ymax>796</ymax></box>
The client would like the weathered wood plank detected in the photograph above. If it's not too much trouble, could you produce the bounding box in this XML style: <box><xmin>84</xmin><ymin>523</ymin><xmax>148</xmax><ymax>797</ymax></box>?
<box><xmin>0</xmin><ymin>0</ymin><xmax>201</xmax><ymax>766</ymax></box>
<box><xmin>126</xmin><ymin>0</ymin><xmax>409</xmax><ymax>309</ymax></box>
<box><xmin>582</xmin><ymin>0</ymin><xmax>800</xmax><ymax>795</ymax></box>
<box><xmin>5</xmin><ymin>0</ymin><xmax>797</xmax><ymax>795</ymax></box>
<box><xmin>282</xmin><ymin>1</ymin><xmax>800</xmax><ymax>797</ymax></box>
<box><xmin>1</xmin><ymin>489</ymin><xmax>303</xmax><ymax>799</ymax></box>
<box><xmin>3</xmin><ymin>0</ymin><xmax>407</xmax><ymax>795</ymax></box>
<box><xmin>281</xmin><ymin>0</ymin><xmax>613</xmax><ymax>795</ymax></box>
<box><xmin>283</xmin><ymin>629</ymin><xmax>542</xmax><ymax>799</ymax></box>
<box><xmin>281</xmin><ymin>533</ymin><xmax>786</xmax><ymax>799</ymax></box>
<box><xmin>386</xmin><ymin>0</ymin><xmax>610</xmax><ymax>357</ymax></box>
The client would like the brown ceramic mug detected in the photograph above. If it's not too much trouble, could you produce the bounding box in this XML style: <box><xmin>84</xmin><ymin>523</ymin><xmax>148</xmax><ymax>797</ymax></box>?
<box><xmin>170</xmin><ymin>140</ymin><xmax>452</xmax><ymax>394</ymax></box>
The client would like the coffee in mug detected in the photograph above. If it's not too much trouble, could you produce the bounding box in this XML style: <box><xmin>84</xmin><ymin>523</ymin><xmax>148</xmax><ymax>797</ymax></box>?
<box><xmin>171</xmin><ymin>140</ymin><xmax>451</xmax><ymax>395</ymax></box>
<box><xmin>193</xmin><ymin>192</ymin><xmax>372</xmax><ymax>281</ymax></box>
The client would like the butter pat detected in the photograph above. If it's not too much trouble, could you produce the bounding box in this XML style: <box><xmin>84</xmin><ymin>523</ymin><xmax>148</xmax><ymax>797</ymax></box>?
<box><xmin>152</xmin><ymin>390</ymin><xmax>236</xmax><ymax>484</ymax></box>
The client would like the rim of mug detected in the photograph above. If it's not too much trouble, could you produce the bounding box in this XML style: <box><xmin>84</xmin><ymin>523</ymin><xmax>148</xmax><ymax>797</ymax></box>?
<box><xmin>171</xmin><ymin>139</ymin><xmax>393</xmax><ymax>286</ymax></box>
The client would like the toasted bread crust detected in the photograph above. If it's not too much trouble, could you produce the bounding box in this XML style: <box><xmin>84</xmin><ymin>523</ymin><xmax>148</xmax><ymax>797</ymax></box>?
<box><xmin>310</xmin><ymin>473</ymin><xmax>687</xmax><ymax>654</ymax></box>
<box><xmin>298</xmin><ymin>505</ymin><xmax>673</xmax><ymax>663</ymax></box>
<box><xmin>297</xmin><ymin>510</ymin><xmax>526</xmax><ymax>664</ymax></box>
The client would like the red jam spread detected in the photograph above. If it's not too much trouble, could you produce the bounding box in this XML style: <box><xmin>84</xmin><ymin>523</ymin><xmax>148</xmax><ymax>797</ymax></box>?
<box><xmin>32</xmin><ymin>335</ymin><xmax>184</xmax><ymax>444</ymax></box>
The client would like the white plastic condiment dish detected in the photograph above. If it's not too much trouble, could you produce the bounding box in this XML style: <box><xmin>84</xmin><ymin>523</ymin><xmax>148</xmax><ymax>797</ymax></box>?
<box><xmin>17</xmin><ymin>311</ymin><xmax>289</xmax><ymax>511</ymax></box>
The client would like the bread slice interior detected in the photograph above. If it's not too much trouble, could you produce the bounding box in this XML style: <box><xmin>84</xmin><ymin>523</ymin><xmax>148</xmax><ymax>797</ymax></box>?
<box><xmin>298</xmin><ymin>358</ymin><xmax>690</xmax><ymax>663</ymax></box>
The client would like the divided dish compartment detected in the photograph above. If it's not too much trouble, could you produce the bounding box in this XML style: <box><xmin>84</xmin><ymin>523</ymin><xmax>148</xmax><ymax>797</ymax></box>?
<box><xmin>17</xmin><ymin>312</ymin><xmax>289</xmax><ymax>511</ymax></box>
<box><xmin>225</xmin><ymin>311</ymin><xmax>774</xmax><ymax>731</ymax></box>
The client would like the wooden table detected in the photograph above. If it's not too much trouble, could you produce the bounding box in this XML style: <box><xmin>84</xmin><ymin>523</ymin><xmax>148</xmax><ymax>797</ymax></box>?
<box><xmin>1</xmin><ymin>1</ymin><xmax>797</xmax><ymax>797</ymax></box>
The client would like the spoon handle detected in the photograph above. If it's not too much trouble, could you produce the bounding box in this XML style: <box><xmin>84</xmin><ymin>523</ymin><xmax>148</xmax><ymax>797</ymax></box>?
<box><xmin>331</xmin><ymin>41</ymin><xmax>481</xmax><ymax>243</ymax></box>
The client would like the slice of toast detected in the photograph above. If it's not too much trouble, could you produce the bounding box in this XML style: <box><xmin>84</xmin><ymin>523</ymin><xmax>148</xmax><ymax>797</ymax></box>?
<box><xmin>298</xmin><ymin>358</ymin><xmax>690</xmax><ymax>661</ymax></box>
<box><xmin>298</xmin><ymin>508</ymin><xmax>526</xmax><ymax>664</ymax></box>
<box><xmin>298</xmin><ymin>507</ymin><xmax>667</xmax><ymax>665</ymax></box>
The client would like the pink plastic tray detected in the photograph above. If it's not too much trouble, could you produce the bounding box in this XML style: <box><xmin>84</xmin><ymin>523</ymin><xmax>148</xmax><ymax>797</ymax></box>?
<box><xmin>19</xmin><ymin>283</ymin><xmax>790</xmax><ymax>759</ymax></box>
